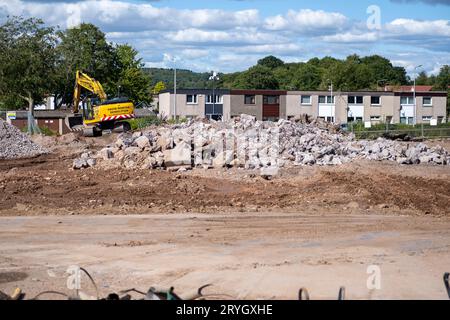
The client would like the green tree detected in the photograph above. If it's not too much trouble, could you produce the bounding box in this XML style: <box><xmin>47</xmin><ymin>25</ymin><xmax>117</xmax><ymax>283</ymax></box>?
<box><xmin>54</xmin><ymin>23</ymin><xmax>119</xmax><ymax>107</ymax></box>
<box><xmin>257</xmin><ymin>55</ymin><xmax>284</xmax><ymax>69</ymax></box>
<box><xmin>415</xmin><ymin>71</ymin><xmax>429</xmax><ymax>85</ymax></box>
<box><xmin>0</xmin><ymin>16</ymin><xmax>58</xmax><ymax>115</ymax></box>
<box><xmin>232</xmin><ymin>65</ymin><xmax>279</xmax><ymax>89</ymax></box>
<box><xmin>295</xmin><ymin>64</ymin><xmax>322</xmax><ymax>90</ymax></box>
<box><xmin>360</xmin><ymin>55</ymin><xmax>407</xmax><ymax>87</ymax></box>
<box><xmin>434</xmin><ymin>65</ymin><xmax>450</xmax><ymax>90</ymax></box>
<box><xmin>433</xmin><ymin>65</ymin><xmax>450</xmax><ymax>117</ymax></box>
<box><xmin>152</xmin><ymin>81</ymin><xmax>166</xmax><ymax>95</ymax></box>
<box><xmin>114</xmin><ymin>44</ymin><xmax>152</xmax><ymax>105</ymax></box>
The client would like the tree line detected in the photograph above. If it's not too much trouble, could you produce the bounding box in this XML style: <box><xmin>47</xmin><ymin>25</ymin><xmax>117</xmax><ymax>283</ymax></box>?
<box><xmin>221</xmin><ymin>55</ymin><xmax>449</xmax><ymax>92</ymax></box>
<box><xmin>0</xmin><ymin>16</ymin><xmax>156</xmax><ymax>113</ymax></box>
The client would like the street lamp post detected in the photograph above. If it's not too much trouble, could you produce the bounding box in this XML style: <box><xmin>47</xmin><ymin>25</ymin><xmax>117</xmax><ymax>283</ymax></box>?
<box><xmin>328</xmin><ymin>80</ymin><xmax>333</xmax><ymax>104</ymax></box>
<box><xmin>166</xmin><ymin>55</ymin><xmax>178</xmax><ymax>120</ymax></box>
<box><xmin>209</xmin><ymin>71</ymin><xmax>220</xmax><ymax>120</ymax></box>
<box><xmin>173</xmin><ymin>67</ymin><xmax>177</xmax><ymax>120</ymax></box>
<box><xmin>326</xmin><ymin>79</ymin><xmax>333</xmax><ymax>122</ymax></box>
<box><xmin>413</xmin><ymin>65</ymin><xmax>423</xmax><ymax>125</ymax></box>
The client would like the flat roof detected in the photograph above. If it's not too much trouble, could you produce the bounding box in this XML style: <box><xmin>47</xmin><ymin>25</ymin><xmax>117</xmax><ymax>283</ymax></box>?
<box><xmin>160</xmin><ymin>89</ymin><xmax>230</xmax><ymax>94</ymax></box>
<box><xmin>160</xmin><ymin>88</ymin><xmax>448</xmax><ymax>96</ymax></box>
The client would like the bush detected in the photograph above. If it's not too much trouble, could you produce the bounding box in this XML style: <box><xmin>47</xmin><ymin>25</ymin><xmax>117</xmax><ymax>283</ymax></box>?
<box><xmin>166</xmin><ymin>117</ymin><xmax>188</xmax><ymax>125</ymax></box>
<box><xmin>20</xmin><ymin>125</ymin><xmax>56</xmax><ymax>136</ymax></box>
<box><xmin>127</xmin><ymin>115</ymin><xmax>163</xmax><ymax>130</ymax></box>
<box><xmin>39</xmin><ymin>126</ymin><xmax>57</xmax><ymax>136</ymax></box>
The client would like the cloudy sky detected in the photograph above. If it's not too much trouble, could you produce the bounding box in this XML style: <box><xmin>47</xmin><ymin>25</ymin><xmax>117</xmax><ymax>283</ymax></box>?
<box><xmin>0</xmin><ymin>0</ymin><xmax>449</xmax><ymax>75</ymax></box>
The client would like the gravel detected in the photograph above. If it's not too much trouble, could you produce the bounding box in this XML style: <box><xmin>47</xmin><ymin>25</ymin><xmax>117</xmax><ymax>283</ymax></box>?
<box><xmin>0</xmin><ymin>119</ymin><xmax>49</xmax><ymax>159</ymax></box>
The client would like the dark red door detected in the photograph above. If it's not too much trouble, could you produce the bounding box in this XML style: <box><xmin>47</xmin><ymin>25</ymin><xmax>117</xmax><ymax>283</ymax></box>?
<box><xmin>263</xmin><ymin>95</ymin><xmax>280</xmax><ymax>119</ymax></box>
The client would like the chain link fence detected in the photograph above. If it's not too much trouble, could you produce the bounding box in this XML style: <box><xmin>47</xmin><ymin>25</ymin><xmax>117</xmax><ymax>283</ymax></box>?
<box><xmin>349</xmin><ymin>122</ymin><xmax>450</xmax><ymax>140</ymax></box>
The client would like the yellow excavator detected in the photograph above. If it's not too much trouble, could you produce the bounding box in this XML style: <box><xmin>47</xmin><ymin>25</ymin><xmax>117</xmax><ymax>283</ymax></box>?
<box><xmin>65</xmin><ymin>71</ymin><xmax>135</xmax><ymax>136</ymax></box>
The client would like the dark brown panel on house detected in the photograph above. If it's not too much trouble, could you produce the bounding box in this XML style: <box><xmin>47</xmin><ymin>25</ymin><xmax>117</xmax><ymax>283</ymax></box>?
<box><xmin>37</xmin><ymin>118</ymin><xmax>59</xmax><ymax>134</ymax></box>
<box><xmin>11</xmin><ymin>119</ymin><xmax>27</xmax><ymax>131</ymax></box>
<box><xmin>263</xmin><ymin>104</ymin><xmax>279</xmax><ymax>118</ymax></box>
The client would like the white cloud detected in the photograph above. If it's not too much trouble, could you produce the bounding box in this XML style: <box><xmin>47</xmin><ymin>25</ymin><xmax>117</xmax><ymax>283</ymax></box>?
<box><xmin>264</xmin><ymin>9</ymin><xmax>348</xmax><ymax>34</ymax></box>
<box><xmin>385</xmin><ymin>18</ymin><xmax>450</xmax><ymax>37</ymax></box>
<box><xmin>167</xmin><ymin>28</ymin><xmax>285</xmax><ymax>46</ymax></box>
<box><xmin>0</xmin><ymin>0</ymin><xmax>260</xmax><ymax>31</ymax></box>
<box><xmin>233</xmin><ymin>43</ymin><xmax>303</xmax><ymax>55</ymax></box>
<box><xmin>322</xmin><ymin>32</ymin><xmax>379</xmax><ymax>43</ymax></box>
<box><xmin>180</xmin><ymin>48</ymin><xmax>210</xmax><ymax>59</ymax></box>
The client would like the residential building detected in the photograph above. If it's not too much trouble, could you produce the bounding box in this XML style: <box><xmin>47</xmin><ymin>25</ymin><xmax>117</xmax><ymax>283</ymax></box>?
<box><xmin>159</xmin><ymin>89</ymin><xmax>448</xmax><ymax>124</ymax></box>
<box><xmin>159</xmin><ymin>89</ymin><xmax>230</xmax><ymax>120</ymax></box>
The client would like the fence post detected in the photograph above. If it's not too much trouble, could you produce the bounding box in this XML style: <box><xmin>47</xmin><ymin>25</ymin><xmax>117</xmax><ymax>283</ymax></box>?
<box><xmin>421</xmin><ymin>123</ymin><xmax>424</xmax><ymax>138</ymax></box>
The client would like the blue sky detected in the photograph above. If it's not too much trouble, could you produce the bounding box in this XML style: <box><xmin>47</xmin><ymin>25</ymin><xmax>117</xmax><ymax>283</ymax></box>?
<box><xmin>1</xmin><ymin>0</ymin><xmax>449</xmax><ymax>75</ymax></box>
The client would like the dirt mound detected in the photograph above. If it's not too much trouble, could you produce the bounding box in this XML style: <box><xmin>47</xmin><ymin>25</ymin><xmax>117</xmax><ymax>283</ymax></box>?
<box><xmin>0</xmin><ymin>153</ymin><xmax>449</xmax><ymax>216</ymax></box>
<box><xmin>0</xmin><ymin>119</ymin><xmax>48</xmax><ymax>159</ymax></box>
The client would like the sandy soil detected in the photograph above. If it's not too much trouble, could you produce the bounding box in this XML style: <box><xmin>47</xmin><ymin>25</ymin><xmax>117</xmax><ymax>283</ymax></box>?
<box><xmin>0</xmin><ymin>134</ymin><xmax>449</xmax><ymax>299</ymax></box>
<box><xmin>0</xmin><ymin>213</ymin><xmax>449</xmax><ymax>300</ymax></box>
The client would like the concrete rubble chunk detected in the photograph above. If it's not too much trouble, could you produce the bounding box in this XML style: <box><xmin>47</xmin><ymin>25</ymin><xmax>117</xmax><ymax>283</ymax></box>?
<box><xmin>213</xmin><ymin>150</ymin><xmax>234</xmax><ymax>168</ymax></box>
<box><xmin>132</xmin><ymin>131</ymin><xmax>143</xmax><ymax>139</ymax></box>
<box><xmin>134</xmin><ymin>135</ymin><xmax>150</xmax><ymax>149</ymax></box>
<box><xmin>99</xmin><ymin>147</ymin><xmax>114</xmax><ymax>160</ymax></box>
<box><xmin>124</xmin><ymin>146</ymin><xmax>142</xmax><ymax>156</ymax></box>
<box><xmin>260</xmin><ymin>166</ymin><xmax>278</xmax><ymax>180</ymax></box>
<box><xmin>163</xmin><ymin>141</ymin><xmax>191</xmax><ymax>167</ymax></box>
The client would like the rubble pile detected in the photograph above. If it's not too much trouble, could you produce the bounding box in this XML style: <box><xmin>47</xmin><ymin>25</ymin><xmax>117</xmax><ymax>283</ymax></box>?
<box><xmin>73</xmin><ymin>114</ymin><xmax>450</xmax><ymax>171</ymax></box>
<box><xmin>0</xmin><ymin>119</ymin><xmax>48</xmax><ymax>159</ymax></box>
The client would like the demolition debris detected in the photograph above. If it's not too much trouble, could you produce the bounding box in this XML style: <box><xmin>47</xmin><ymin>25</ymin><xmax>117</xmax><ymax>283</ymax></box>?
<box><xmin>0</xmin><ymin>119</ymin><xmax>48</xmax><ymax>160</ymax></box>
<box><xmin>73</xmin><ymin>115</ymin><xmax>450</xmax><ymax>171</ymax></box>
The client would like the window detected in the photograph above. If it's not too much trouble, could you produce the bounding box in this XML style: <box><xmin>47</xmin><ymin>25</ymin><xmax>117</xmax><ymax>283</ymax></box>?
<box><xmin>348</xmin><ymin>116</ymin><xmax>363</xmax><ymax>123</ymax></box>
<box><xmin>422</xmin><ymin>116</ymin><xmax>432</xmax><ymax>121</ymax></box>
<box><xmin>263</xmin><ymin>95</ymin><xmax>279</xmax><ymax>104</ymax></box>
<box><xmin>186</xmin><ymin>94</ymin><xmax>198</xmax><ymax>104</ymax></box>
<box><xmin>244</xmin><ymin>95</ymin><xmax>255</xmax><ymax>104</ymax></box>
<box><xmin>400</xmin><ymin>96</ymin><xmax>414</xmax><ymax>105</ymax></box>
<box><xmin>319</xmin><ymin>95</ymin><xmax>334</xmax><ymax>104</ymax></box>
<box><xmin>400</xmin><ymin>117</ymin><xmax>414</xmax><ymax>124</ymax></box>
<box><xmin>370</xmin><ymin>116</ymin><xmax>381</xmax><ymax>121</ymax></box>
<box><xmin>206</xmin><ymin>95</ymin><xmax>223</xmax><ymax>104</ymax></box>
<box><xmin>371</xmin><ymin>96</ymin><xmax>381</xmax><ymax>105</ymax></box>
<box><xmin>348</xmin><ymin>96</ymin><xmax>363</xmax><ymax>104</ymax></box>
<box><xmin>321</xmin><ymin>116</ymin><xmax>334</xmax><ymax>122</ymax></box>
<box><xmin>301</xmin><ymin>95</ymin><xmax>311</xmax><ymax>105</ymax></box>
<box><xmin>423</xmin><ymin>97</ymin><xmax>432</xmax><ymax>106</ymax></box>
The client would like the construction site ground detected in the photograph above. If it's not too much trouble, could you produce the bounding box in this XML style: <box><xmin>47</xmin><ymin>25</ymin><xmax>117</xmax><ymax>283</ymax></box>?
<box><xmin>0</xmin><ymin>133</ymin><xmax>449</xmax><ymax>299</ymax></box>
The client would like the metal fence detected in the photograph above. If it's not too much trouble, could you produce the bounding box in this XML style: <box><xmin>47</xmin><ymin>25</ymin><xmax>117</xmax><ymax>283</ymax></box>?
<box><xmin>351</xmin><ymin>125</ymin><xmax>450</xmax><ymax>140</ymax></box>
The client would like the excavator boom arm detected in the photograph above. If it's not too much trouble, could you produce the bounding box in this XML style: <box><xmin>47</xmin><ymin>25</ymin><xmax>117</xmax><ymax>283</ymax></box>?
<box><xmin>73</xmin><ymin>71</ymin><xmax>107</xmax><ymax>113</ymax></box>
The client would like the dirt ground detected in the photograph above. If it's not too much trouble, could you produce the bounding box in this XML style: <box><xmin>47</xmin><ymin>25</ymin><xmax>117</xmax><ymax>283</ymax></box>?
<box><xmin>0</xmin><ymin>133</ymin><xmax>449</xmax><ymax>299</ymax></box>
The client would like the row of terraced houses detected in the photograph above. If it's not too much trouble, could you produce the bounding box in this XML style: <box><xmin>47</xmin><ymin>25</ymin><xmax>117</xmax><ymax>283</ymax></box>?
<box><xmin>159</xmin><ymin>86</ymin><xmax>447</xmax><ymax>125</ymax></box>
